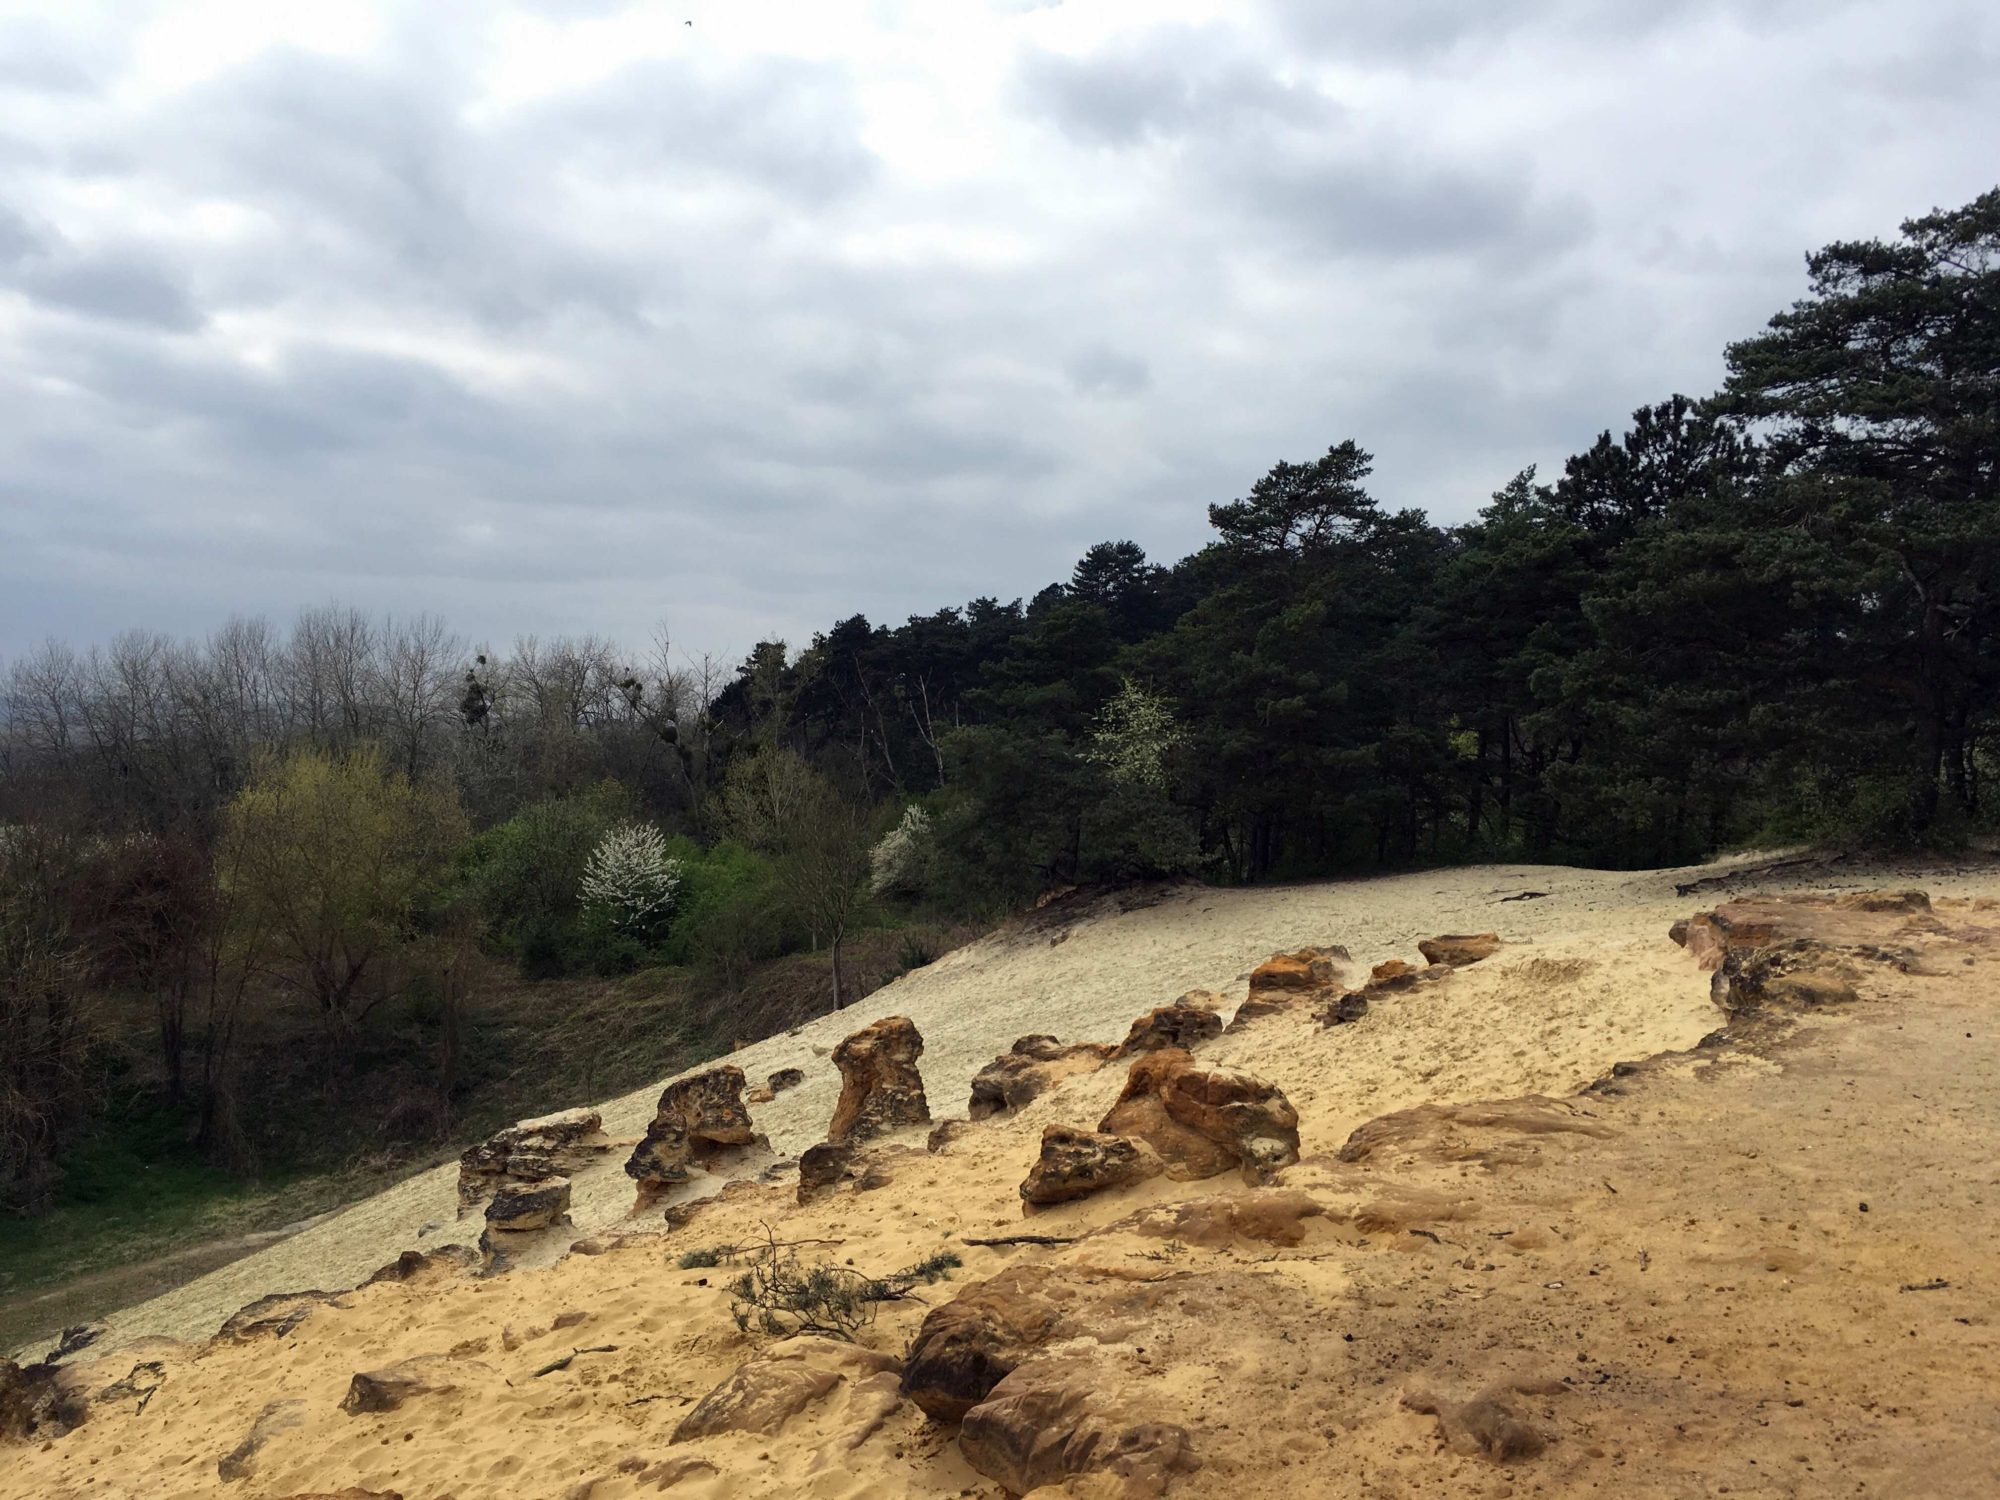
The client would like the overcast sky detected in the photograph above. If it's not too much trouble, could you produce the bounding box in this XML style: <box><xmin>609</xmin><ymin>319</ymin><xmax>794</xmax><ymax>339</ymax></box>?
<box><xmin>2</xmin><ymin>0</ymin><xmax>1994</xmax><ymax>664</ymax></box>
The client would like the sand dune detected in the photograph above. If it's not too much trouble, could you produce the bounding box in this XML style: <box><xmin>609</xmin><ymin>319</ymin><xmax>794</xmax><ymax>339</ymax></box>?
<box><xmin>8</xmin><ymin>852</ymin><xmax>1999</xmax><ymax>1499</ymax></box>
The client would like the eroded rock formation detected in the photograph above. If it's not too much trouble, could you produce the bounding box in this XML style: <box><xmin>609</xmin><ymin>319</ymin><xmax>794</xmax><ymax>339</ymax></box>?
<box><xmin>484</xmin><ymin>1175</ymin><xmax>570</xmax><ymax>1234</ymax></box>
<box><xmin>1097</xmin><ymin>1048</ymin><xmax>1300</xmax><ymax>1184</ymax></box>
<box><xmin>456</xmin><ymin>1107</ymin><xmax>609</xmax><ymax>1215</ymax></box>
<box><xmin>828</xmin><ymin>1016</ymin><xmax>930</xmax><ymax>1145</ymax></box>
<box><xmin>1112</xmin><ymin>994</ymin><xmax>1224</xmax><ymax>1056</ymax></box>
<box><xmin>1417</xmin><ymin>933</ymin><xmax>1501</xmax><ymax>967</ymax></box>
<box><xmin>969</xmin><ymin>1034</ymin><xmax>1115</xmax><ymax>1119</ymax></box>
<box><xmin>625</xmin><ymin>1065</ymin><xmax>762</xmax><ymax>1207</ymax></box>
<box><xmin>673</xmin><ymin>1341</ymin><xmax>902</xmax><ymax>1443</ymax></box>
<box><xmin>960</xmin><ymin>1347</ymin><xmax>1199</xmax><ymax>1498</ymax></box>
<box><xmin>1019</xmin><ymin>1125</ymin><xmax>1163</xmax><ymax>1209</ymax></box>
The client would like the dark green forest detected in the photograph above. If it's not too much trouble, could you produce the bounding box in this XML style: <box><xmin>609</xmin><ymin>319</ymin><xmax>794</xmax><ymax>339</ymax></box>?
<box><xmin>2</xmin><ymin>191</ymin><xmax>1995</xmax><ymax>1261</ymax></box>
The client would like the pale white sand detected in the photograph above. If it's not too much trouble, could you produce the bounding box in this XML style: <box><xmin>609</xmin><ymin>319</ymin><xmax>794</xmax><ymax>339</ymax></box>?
<box><xmin>58</xmin><ymin>851</ymin><xmax>1977</xmax><ymax>1353</ymax></box>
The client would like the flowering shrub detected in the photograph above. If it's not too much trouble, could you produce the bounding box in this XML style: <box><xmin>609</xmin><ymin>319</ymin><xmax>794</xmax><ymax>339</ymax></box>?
<box><xmin>869</xmin><ymin>805</ymin><xmax>934</xmax><ymax>897</ymax></box>
<box><xmin>580</xmin><ymin>822</ymin><xmax>682</xmax><ymax>935</ymax></box>
<box><xmin>1084</xmin><ymin>679</ymin><xmax>1185</xmax><ymax>790</ymax></box>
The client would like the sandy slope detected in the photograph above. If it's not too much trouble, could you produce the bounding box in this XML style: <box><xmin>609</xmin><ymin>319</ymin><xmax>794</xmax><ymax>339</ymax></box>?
<box><xmin>66</xmin><ymin>858</ymin><xmax>1739</xmax><ymax>1352</ymax></box>
<box><xmin>8</xmin><ymin>853</ymin><xmax>2000</xmax><ymax>1500</ymax></box>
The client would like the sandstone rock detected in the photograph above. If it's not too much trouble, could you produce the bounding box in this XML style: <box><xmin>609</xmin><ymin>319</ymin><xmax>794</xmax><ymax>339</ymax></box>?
<box><xmin>746</xmin><ymin>1086</ymin><xmax>777</xmax><ymax>1104</ymax></box>
<box><xmin>1367</xmin><ymin>958</ymin><xmax>1422</xmax><ymax>989</ymax></box>
<box><xmin>338</xmin><ymin>1357</ymin><xmax>460</xmax><ymax>1415</ymax></box>
<box><xmin>1097</xmin><ymin>1048</ymin><xmax>1299</xmax><ymax>1184</ymax></box>
<box><xmin>633</xmin><ymin>1457</ymin><xmax>718</xmax><ymax>1489</ymax></box>
<box><xmin>902</xmin><ymin>1266</ymin><xmax>1069</xmax><ymax>1422</ymax></box>
<box><xmin>1111</xmin><ymin>996</ymin><xmax>1224</xmax><ymax>1057</ymax></box>
<box><xmin>960</xmin><ymin>1349</ymin><xmax>1199</xmax><ymax>1498</ymax></box>
<box><xmin>857</xmin><ymin>1160</ymin><xmax>897</xmax><ymax>1192</ymax></box>
<box><xmin>485</xmin><ymin>1175</ymin><xmax>571</xmax><ymax>1233</ymax></box>
<box><xmin>1247</xmin><ymin>948</ymin><xmax>1343</xmax><ymax>993</ymax></box>
<box><xmin>1417</xmin><ymin>933</ymin><xmax>1501</xmax><ymax>967</ymax></box>
<box><xmin>828</xmin><ymin>1016</ymin><xmax>930</xmax><ymax>1145</ymax></box>
<box><xmin>216</xmin><ymin>1289</ymin><xmax>343</xmax><ymax>1342</ymax></box>
<box><xmin>625</xmin><ymin>1065</ymin><xmax>760</xmax><ymax>1206</ymax></box>
<box><xmin>768</xmin><ymin>1066</ymin><xmax>806</xmax><ymax>1093</ymax></box>
<box><xmin>1098</xmin><ymin>1051</ymin><xmax>1238</xmax><ymax>1182</ymax></box>
<box><xmin>457</xmin><ymin>1107</ymin><xmax>608</xmax><ymax>1215</ymax></box>
<box><xmin>797</xmin><ymin>1140</ymin><xmax>854</xmax><ymax>1204</ymax></box>
<box><xmin>1019</xmin><ymin>1126</ymin><xmax>1163</xmax><ymax>1209</ymax></box>
<box><xmin>671</xmin><ymin>1340</ymin><xmax>900</xmax><ymax>1443</ymax></box>
<box><xmin>969</xmin><ymin>1034</ymin><xmax>1115</xmax><ymax>1119</ymax></box>
<box><xmin>218</xmin><ymin>1398</ymin><xmax>305</xmax><ymax>1481</ymax></box>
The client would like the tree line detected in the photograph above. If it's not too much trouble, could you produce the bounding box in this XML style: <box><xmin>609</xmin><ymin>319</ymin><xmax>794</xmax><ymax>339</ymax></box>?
<box><xmin>2</xmin><ymin>189</ymin><xmax>1995</xmax><ymax>1213</ymax></box>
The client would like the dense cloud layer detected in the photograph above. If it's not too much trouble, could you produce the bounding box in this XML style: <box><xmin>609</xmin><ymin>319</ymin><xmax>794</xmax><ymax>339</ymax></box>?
<box><xmin>1</xmin><ymin>0</ymin><xmax>1993</xmax><ymax>659</ymax></box>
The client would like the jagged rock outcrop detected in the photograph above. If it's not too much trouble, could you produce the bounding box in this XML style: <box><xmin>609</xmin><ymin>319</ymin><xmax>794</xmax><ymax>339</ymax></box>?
<box><xmin>828</xmin><ymin>1016</ymin><xmax>930</xmax><ymax>1145</ymax></box>
<box><xmin>456</xmin><ymin>1107</ymin><xmax>609</xmax><ymax>1215</ymax></box>
<box><xmin>1097</xmin><ymin>1048</ymin><xmax>1300</xmax><ymax>1184</ymax></box>
<box><xmin>1418</xmin><ymin>933</ymin><xmax>1501</xmax><ymax>967</ymax></box>
<box><xmin>338</xmin><ymin>1357</ymin><xmax>463</xmax><ymax>1415</ymax></box>
<box><xmin>626</xmin><ymin>1065</ymin><xmax>762</xmax><ymax>1207</ymax></box>
<box><xmin>1111</xmin><ymin>994</ymin><xmax>1224</xmax><ymax>1057</ymax></box>
<box><xmin>1019</xmin><ymin>1126</ymin><xmax>1163</xmax><ymax>1209</ymax></box>
<box><xmin>960</xmin><ymin>1348</ymin><xmax>1199</xmax><ymax>1497</ymax></box>
<box><xmin>901</xmin><ymin>1266</ymin><xmax>1070</xmax><ymax>1422</ymax></box>
<box><xmin>672</xmin><ymin>1341</ymin><xmax>902</xmax><ymax>1443</ymax></box>
<box><xmin>484</xmin><ymin>1175</ymin><xmax>570</xmax><ymax>1234</ymax></box>
<box><xmin>969</xmin><ymin>1034</ymin><xmax>1115</xmax><ymax>1119</ymax></box>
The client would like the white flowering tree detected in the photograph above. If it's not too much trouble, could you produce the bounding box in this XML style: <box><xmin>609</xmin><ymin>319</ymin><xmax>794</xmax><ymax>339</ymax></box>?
<box><xmin>580</xmin><ymin>822</ymin><xmax>683</xmax><ymax>936</ymax></box>
<box><xmin>1084</xmin><ymin>679</ymin><xmax>1185</xmax><ymax>789</ymax></box>
<box><xmin>1080</xmin><ymin>679</ymin><xmax>1199</xmax><ymax>879</ymax></box>
<box><xmin>868</xmin><ymin>805</ymin><xmax>934</xmax><ymax>897</ymax></box>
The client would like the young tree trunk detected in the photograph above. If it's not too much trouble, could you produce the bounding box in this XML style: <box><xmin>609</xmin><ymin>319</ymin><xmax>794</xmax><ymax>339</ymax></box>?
<box><xmin>829</xmin><ymin>933</ymin><xmax>846</xmax><ymax>1012</ymax></box>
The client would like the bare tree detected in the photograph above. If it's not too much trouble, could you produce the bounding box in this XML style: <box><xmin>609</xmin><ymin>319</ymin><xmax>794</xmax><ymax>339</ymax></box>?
<box><xmin>720</xmin><ymin>749</ymin><xmax>872</xmax><ymax>1010</ymax></box>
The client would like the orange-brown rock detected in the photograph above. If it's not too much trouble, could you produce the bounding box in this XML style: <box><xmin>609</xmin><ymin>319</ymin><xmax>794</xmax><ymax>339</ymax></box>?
<box><xmin>1111</xmin><ymin>995</ymin><xmax>1224</xmax><ymax>1057</ymax></box>
<box><xmin>360</xmin><ymin>1244</ymin><xmax>479</xmax><ymax>1288</ymax></box>
<box><xmin>969</xmin><ymin>1034</ymin><xmax>1115</xmax><ymax>1119</ymax></box>
<box><xmin>1097</xmin><ymin>1048</ymin><xmax>1300</xmax><ymax>1184</ymax></box>
<box><xmin>1247</xmin><ymin>947</ymin><xmax>1345</xmax><ymax>993</ymax></box>
<box><xmin>625</xmin><ymin>1065</ymin><xmax>761</xmax><ymax>1205</ymax></box>
<box><xmin>1019</xmin><ymin>1126</ymin><xmax>1163</xmax><ymax>1209</ymax></box>
<box><xmin>1368</xmin><ymin>958</ymin><xmax>1421</xmax><ymax>988</ymax></box>
<box><xmin>456</xmin><ymin>1107</ymin><xmax>609</xmax><ymax>1214</ymax></box>
<box><xmin>1418</xmin><ymin>932</ymin><xmax>1501</xmax><ymax>967</ymax></box>
<box><xmin>901</xmin><ymin>1266</ymin><xmax>1069</xmax><ymax>1421</ymax></box>
<box><xmin>1097</xmin><ymin>1051</ymin><xmax>1238</xmax><ymax>1181</ymax></box>
<box><xmin>959</xmin><ymin>1347</ymin><xmax>1199</xmax><ymax>1497</ymax></box>
<box><xmin>828</xmin><ymin>1016</ymin><xmax>930</xmax><ymax>1145</ymax></box>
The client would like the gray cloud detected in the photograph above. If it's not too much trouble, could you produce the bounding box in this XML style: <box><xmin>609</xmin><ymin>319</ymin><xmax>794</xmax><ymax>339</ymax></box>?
<box><xmin>0</xmin><ymin>1</ymin><xmax>1993</xmax><ymax>662</ymax></box>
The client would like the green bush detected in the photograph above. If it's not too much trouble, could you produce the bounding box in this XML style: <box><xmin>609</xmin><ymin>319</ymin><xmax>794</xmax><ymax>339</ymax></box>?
<box><xmin>457</xmin><ymin>783</ymin><xmax>634</xmax><ymax>970</ymax></box>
